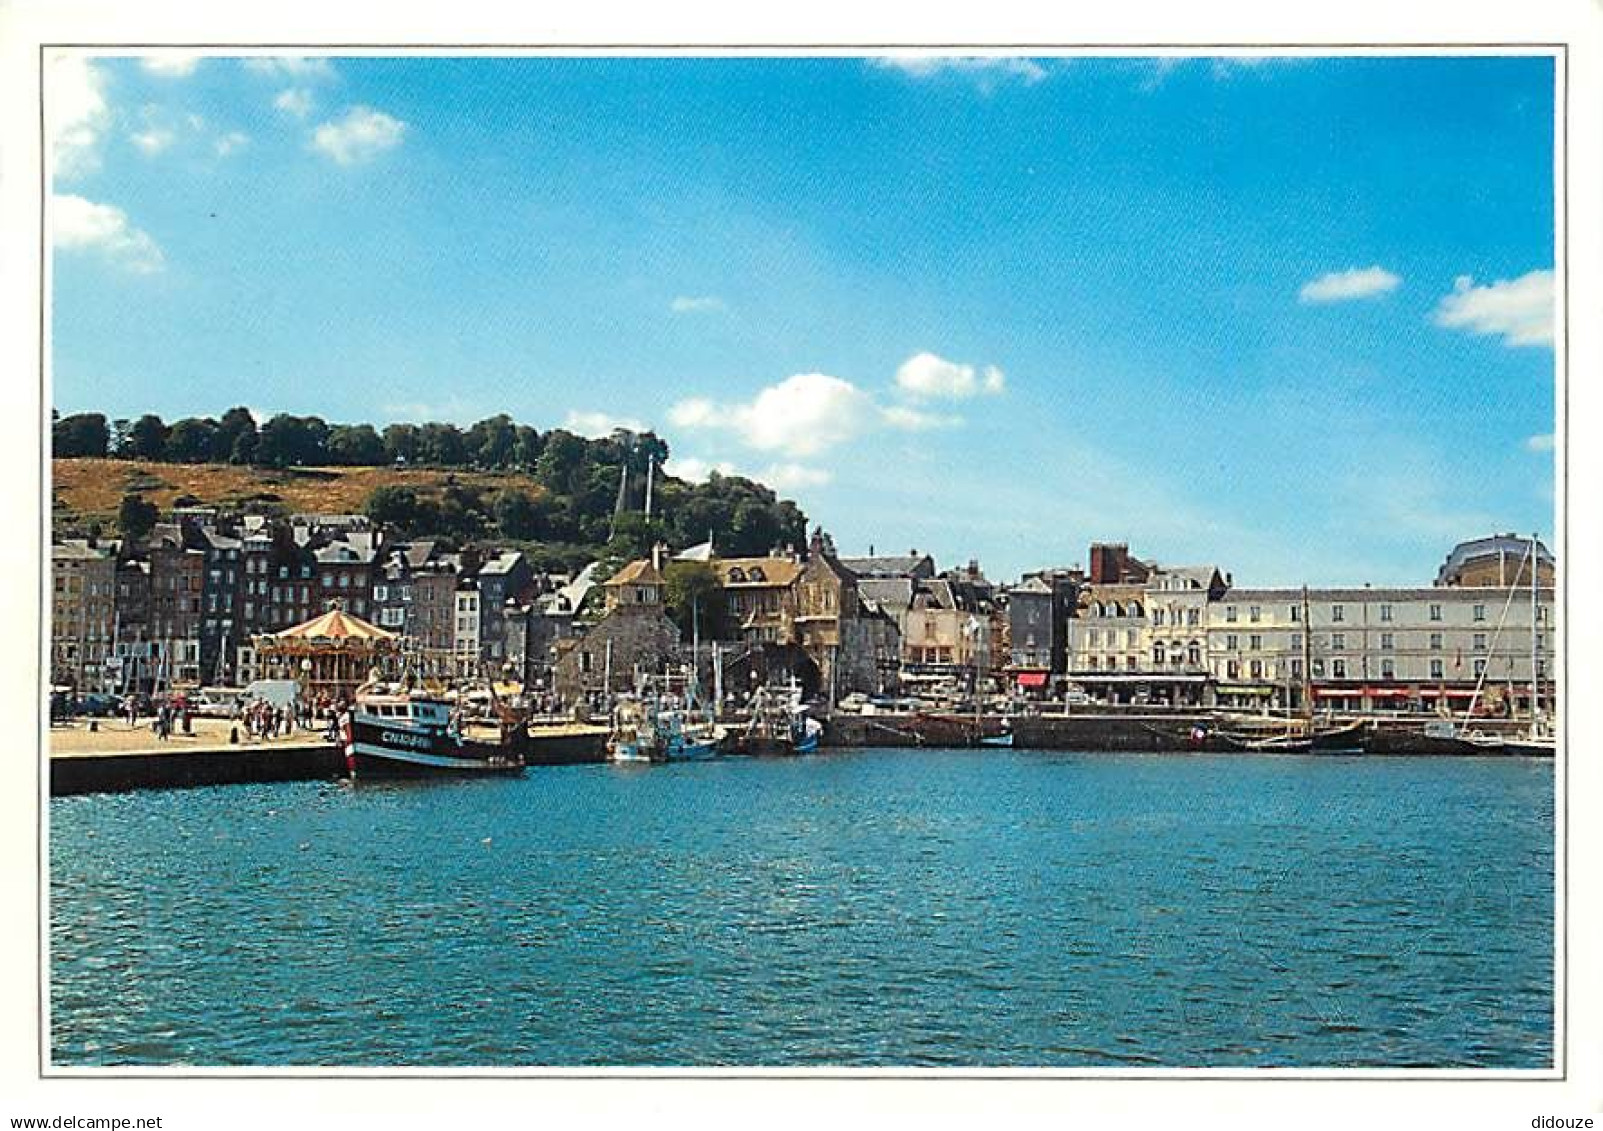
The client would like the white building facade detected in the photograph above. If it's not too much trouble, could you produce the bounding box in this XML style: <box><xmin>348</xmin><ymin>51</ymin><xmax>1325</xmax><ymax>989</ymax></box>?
<box><xmin>1206</xmin><ymin>586</ymin><xmax>1556</xmax><ymax>714</ymax></box>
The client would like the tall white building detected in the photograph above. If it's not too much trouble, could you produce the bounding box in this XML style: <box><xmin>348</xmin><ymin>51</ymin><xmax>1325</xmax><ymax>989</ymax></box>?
<box><xmin>1206</xmin><ymin>586</ymin><xmax>1555</xmax><ymax>714</ymax></box>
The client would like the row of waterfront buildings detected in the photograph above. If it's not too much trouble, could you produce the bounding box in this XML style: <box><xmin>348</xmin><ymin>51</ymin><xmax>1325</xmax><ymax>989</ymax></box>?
<box><xmin>50</xmin><ymin>507</ymin><xmax>1555</xmax><ymax>715</ymax></box>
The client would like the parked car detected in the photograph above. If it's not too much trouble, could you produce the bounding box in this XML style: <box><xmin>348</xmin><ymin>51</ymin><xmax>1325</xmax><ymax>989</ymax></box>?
<box><xmin>192</xmin><ymin>688</ymin><xmax>246</xmax><ymax>718</ymax></box>
<box><xmin>835</xmin><ymin>692</ymin><xmax>870</xmax><ymax>714</ymax></box>
<box><xmin>76</xmin><ymin>692</ymin><xmax>121</xmax><ymax>717</ymax></box>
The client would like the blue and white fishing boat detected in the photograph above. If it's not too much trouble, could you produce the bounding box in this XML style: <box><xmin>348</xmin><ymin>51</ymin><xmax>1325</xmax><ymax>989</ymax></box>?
<box><xmin>607</xmin><ymin>697</ymin><xmax>724</xmax><ymax>763</ymax></box>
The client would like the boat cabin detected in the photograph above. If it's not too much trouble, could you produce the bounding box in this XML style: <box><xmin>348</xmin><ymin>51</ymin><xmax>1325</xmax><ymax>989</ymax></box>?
<box><xmin>355</xmin><ymin>695</ymin><xmax>452</xmax><ymax>728</ymax></box>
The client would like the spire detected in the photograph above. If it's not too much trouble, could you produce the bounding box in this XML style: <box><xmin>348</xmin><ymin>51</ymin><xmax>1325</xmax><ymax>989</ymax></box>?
<box><xmin>613</xmin><ymin>462</ymin><xmax>630</xmax><ymax>517</ymax></box>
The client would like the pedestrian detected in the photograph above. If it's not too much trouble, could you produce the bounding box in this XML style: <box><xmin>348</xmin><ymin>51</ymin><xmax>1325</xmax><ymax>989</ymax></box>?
<box><xmin>125</xmin><ymin>695</ymin><xmax>138</xmax><ymax>730</ymax></box>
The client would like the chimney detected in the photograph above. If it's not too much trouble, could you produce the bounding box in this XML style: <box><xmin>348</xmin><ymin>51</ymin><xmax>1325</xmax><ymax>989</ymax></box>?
<box><xmin>651</xmin><ymin>541</ymin><xmax>666</xmax><ymax>572</ymax></box>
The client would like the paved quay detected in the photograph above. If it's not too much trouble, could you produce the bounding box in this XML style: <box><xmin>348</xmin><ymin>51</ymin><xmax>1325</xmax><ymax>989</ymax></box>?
<box><xmin>48</xmin><ymin>717</ymin><xmax>613</xmax><ymax>795</ymax></box>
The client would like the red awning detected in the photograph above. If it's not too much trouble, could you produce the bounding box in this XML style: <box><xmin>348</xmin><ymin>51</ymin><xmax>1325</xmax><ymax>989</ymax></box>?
<box><xmin>1016</xmin><ymin>672</ymin><xmax>1048</xmax><ymax>688</ymax></box>
<box><xmin>1363</xmin><ymin>688</ymin><xmax>1413</xmax><ymax>699</ymax></box>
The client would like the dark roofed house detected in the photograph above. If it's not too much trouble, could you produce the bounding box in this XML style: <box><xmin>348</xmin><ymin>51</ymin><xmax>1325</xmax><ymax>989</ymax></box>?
<box><xmin>1436</xmin><ymin>533</ymin><xmax>1554</xmax><ymax>588</ymax></box>
<box><xmin>839</xmin><ymin>550</ymin><xmax>937</xmax><ymax>581</ymax></box>
<box><xmin>796</xmin><ymin>528</ymin><xmax>901</xmax><ymax>696</ymax></box>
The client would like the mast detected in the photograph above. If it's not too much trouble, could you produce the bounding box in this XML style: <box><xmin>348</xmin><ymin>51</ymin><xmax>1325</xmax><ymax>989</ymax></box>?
<box><xmin>690</xmin><ymin>590</ymin><xmax>700</xmax><ymax>708</ymax></box>
<box><xmin>1531</xmin><ymin>532</ymin><xmax>1540</xmax><ymax>726</ymax></box>
<box><xmin>644</xmin><ymin>455</ymin><xmax>655</xmax><ymax>521</ymax></box>
<box><xmin>1301</xmin><ymin>585</ymin><xmax>1313</xmax><ymax>720</ymax></box>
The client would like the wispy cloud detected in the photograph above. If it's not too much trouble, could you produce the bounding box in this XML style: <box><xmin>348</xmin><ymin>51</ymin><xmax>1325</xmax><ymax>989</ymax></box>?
<box><xmin>48</xmin><ymin>54</ymin><xmax>109</xmax><ymax>181</ymax></box>
<box><xmin>312</xmin><ymin>105</ymin><xmax>407</xmax><ymax>165</ymax></box>
<box><xmin>1526</xmin><ymin>433</ymin><xmax>1555</xmax><ymax>453</ymax></box>
<box><xmin>670</xmin><ymin>295</ymin><xmax>728</xmax><ymax>315</ymax></box>
<box><xmin>244</xmin><ymin>56</ymin><xmax>338</xmax><ymax>82</ymax></box>
<box><xmin>894</xmin><ymin>351</ymin><xmax>1006</xmax><ymax>399</ymax></box>
<box><xmin>274</xmin><ymin>88</ymin><xmax>317</xmax><ymax>118</ymax></box>
<box><xmin>1433</xmin><ymin>269</ymin><xmax>1554</xmax><ymax>348</ymax></box>
<box><xmin>52</xmin><ymin>194</ymin><xmax>164</xmax><ymax>274</ymax></box>
<box><xmin>130</xmin><ymin>126</ymin><xmax>176</xmax><ymax>156</ymax></box>
<box><xmin>214</xmin><ymin>131</ymin><xmax>249</xmax><ymax>156</ymax></box>
<box><xmin>1298</xmin><ymin>266</ymin><xmax>1402</xmax><ymax>304</ymax></box>
<box><xmin>871</xmin><ymin>55</ymin><xmax>1048</xmax><ymax>89</ymax></box>
<box><xmin>1137</xmin><ymin>55</ymin><xmax>1306</xmax><ymax>92</ymax></box>
<box><xmin>564</xmin><ymin>410</ymin><xmax>649</xmax><ymax>438</ymax></box>
<box><xmin>140</xmin><ymin>54</ymin><xmax>201</xmax><ymax>77</ymax></box>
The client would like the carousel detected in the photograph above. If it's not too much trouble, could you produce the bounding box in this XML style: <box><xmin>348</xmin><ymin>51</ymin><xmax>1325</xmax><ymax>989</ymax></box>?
<box><xmin>254</xmin><ymin>602</ymin><xmax>400</xmax><ymax>705</ymax></box>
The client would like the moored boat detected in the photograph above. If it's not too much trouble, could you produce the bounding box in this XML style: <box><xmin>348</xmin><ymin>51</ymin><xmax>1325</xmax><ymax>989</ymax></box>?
<box><xmin>607</xmin><ymin>697</ymin><xmax>725</xmax><ymax>763</ymax></box>
<box><xmin>341</xmin><ymin>686</ymin><xmax>525</xmax><ymax>779</ymax></box>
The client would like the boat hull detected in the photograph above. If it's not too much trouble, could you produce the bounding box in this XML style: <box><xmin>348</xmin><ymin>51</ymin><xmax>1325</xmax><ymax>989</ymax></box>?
<box><xmin>347</xmin><ymin>718</ymin><xmax>524</xmax><ymax>778</ymax></box>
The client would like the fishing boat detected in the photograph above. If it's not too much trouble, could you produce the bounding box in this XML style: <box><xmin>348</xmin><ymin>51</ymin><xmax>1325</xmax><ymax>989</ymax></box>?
<box><xmin>607</xmin><ymin>696</ymin><xmax>725</xmax><ymax>763</ymax></box>
<box><xmin>729</xmin><ymin>685</ymin><xmax>823</xmax><ymax>756</ymax></box>
<box><xmin>340</xmin><ymin>683</ymin><xmax>525</xmax><ymax>779</ymax></box>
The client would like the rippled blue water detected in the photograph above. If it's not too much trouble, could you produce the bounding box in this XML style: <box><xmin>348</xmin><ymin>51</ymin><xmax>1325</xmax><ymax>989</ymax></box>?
<box><xmin>50</xmin><ymin>750</ymin><xmax>1554</xmax><ymax>1068</ymax></box>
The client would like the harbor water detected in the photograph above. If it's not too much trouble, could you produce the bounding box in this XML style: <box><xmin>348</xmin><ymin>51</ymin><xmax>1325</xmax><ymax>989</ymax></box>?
<box><xmin>50</xmin><ymin>749</ymin><xmax>1554</xmax><ymax>1068</ymax></box>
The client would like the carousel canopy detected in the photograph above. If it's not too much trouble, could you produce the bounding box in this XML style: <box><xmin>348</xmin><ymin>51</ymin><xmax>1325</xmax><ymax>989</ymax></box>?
<box><xmin>265</xmin><ymin>606</ymin><xmax>398</xmax><ymax>648</ymax></box>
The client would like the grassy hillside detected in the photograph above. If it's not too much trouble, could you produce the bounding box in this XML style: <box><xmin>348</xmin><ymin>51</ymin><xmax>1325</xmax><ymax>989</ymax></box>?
<box><xmin>52</xmin><ymin>458</ymin><xmax>546</xmax><ymax>528</ymax></box>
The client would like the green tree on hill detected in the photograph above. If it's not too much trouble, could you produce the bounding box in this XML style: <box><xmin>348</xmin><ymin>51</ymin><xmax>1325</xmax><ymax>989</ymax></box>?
<box><xmin>117</xmin><ymin>494</ymin><xmax>159</xmax><ymax>542</ymax></box>
<box><xmin>166</xmin><ymin>417</ymin><xmax>219</xmax><ymax>463</ymax></box>
<box><xmin>52</xmin><ymin>412</ymin><xmax>109</xmax><ymax>458</ymax></box>
<box><xmin>126</xmin><ymin>414</ymin><xmax>169</xmax><ymax>461</ymax></box>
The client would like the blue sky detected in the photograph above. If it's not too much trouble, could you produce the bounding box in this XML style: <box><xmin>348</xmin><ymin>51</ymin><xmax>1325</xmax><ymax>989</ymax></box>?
<box><xmin>49</xmin><ymin>52</ymin><xmax>1556</xmax><ymax>585</ymax></box>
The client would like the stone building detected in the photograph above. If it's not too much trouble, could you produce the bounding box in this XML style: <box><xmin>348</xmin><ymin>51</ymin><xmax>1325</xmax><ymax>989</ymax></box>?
<box><xmin>794</xmin><ymin>529</ymin><xmax>901</xmax><ymax>698</ymax></box>
<box><xmin>146</xmin><ymin>530</ymin><xmax>205</xmax><ymax>686</ymax></box>
<box><xmin>474</xmin><ymin>550</ymin><xmax>532</xmax><ymax>663</ymax></box>
<box><xmin>712</xmin><ymin>554</ymin><xmax>803</xmax><ymax>645</ymax></box>
<box><xmin>552</xmin><ymin>552</ymin><xmax>681</xmax><ymax>701</ymax></box>
<box><xmin>50</xmin><ymin>539</ymin><xmax>118</xmax><ymax>691</ymax></box>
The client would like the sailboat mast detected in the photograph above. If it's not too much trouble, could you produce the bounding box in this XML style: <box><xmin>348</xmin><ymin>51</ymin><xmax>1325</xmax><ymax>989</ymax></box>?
<box><xmin>1531</xmin><ymin>533</ymin><xmax>1539</xmax><ymax>723</ymax></box>
<box><xmin>1301</xmin><ymin>585</ymin><xmax>1313</xmax><ymax>720</ymax></box>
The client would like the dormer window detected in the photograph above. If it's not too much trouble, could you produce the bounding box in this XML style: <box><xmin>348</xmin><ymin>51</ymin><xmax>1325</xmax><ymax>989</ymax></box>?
<box><xmin>748</xmin><ymin>566</ymin><xmax>765</xmax><ymax>582</ymax></box>
<box><xmin>728</xmin><ymin>567</ymin><xmax>746</xmax><ymax>583</ymax></box>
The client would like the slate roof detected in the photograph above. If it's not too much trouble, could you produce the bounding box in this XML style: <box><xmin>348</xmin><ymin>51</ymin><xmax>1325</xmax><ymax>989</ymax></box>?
<box><xmin>839</xmin><ymin>554</ymin><xmax>934</xmax><ymax>579</ymax></box>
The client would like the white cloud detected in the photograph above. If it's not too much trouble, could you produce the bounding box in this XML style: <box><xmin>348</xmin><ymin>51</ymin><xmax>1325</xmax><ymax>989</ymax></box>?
<box><xmin>668</xmin><ymin>398</ymin><xmax>720</xmax><ymax>428</ymax></box>
<box><xmin>1526</xmin><ymin>433</ymin><xmax>1555</xmax><ymax>453</ymax></box>
<box><xmin>214</xmin><ymin>131</ymin><xmax>249</xmax><ymax>156</ymax></box>
<box><xmin>140</xmin><ymin>54</ymin><xmax>201</xmax><ymax>77</ymax></box>
<box><xmin>311</xmin><ymin>105</ymin><xmax>407</xmax><ymax>165</ymax></box>
<box><xmin>564</xmin><ymin>411</ymin><xmax>649</xmax><ymax>439</ymax></box>
<box><xmin>665</xmin><ymin>456</ymin><xmax>738</xmax><ymax>484</ymax></box>
<box><xmin>130</xmin><ymin>127</ymin><xmax>176</xmax><ymax>155</ymax></box>
<box><xmin>759</xmin><ymin>463</ymin><xmax>833</xmax><ymax>489</ymax></box>
<box><xmin>893</xmin><ymin>351</ymin><xmax>1007</xmax><ymax>399</ymax></box>
<box><xmin>1298</xmin><ymin>266</ymin><xmax>1402</xmax><ymax>304</ymax></box>
<box><xmin>274</xmin><ymin>87</ymin><xmax>316</xmax><ymax>118</ymax></box>
<box><xmin>48</xmin><ymin>55</ymin><xmax>109</xmax><ymax>181</ymax></box>
<box><xmin>1433</xmin><ymin>269</ymin><xmax>1554</xmax><ymax>348</ymax></box>
<box><xmin>665</xmin><ymin>456</ymin><xmax>829</xmax><ymax>491</ymax></box>
<box><xmin>670</xmin><ymin>295</ymin><xmax>727</xmax><ymax>314</ymax></box>
<box><xmin>881</xmin><ymin>404</ymin><xmax>962</xmax><ymax>432</ymax></box>
<box><xmin>670</xmin><ymin>373</ymin><xmax>875</xmax><ymax>458</ymax></box>
<box><xmin>872</xmin><ymin>55</ymin><xmax>1047</xmax><ymax>86</ymax></box>
<box><xmin>52</xmin><ymin>194</ymin><xmax>164</xmax><ymax>274</ymax></box>
<box><xmin>244</xmin><ymin>56</ymin><xmax>338</xmax><ymax>81</ymax></box>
